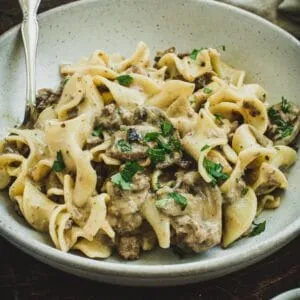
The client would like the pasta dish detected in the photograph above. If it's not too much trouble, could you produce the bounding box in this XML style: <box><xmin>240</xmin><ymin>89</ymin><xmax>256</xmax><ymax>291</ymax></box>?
<box><xmin>0</xmin><ymin>42</ymin><xmax>298</xmax><ymax>260</ymax></box>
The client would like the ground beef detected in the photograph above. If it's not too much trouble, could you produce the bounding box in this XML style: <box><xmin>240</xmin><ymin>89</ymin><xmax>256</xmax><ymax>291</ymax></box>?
<box><xmin>117</xmin><ymin>236</ymin><xmax>141</xmax><ymax>260</ymax></box>
<box><xmin>194</xmin><ymin>72</ymin><xmax>214</xmax><ymax>91</ymax></box>
<box><xmin>35</xmin><ymin>89</ymin><xmax>61</xmax><ymax>113</ymax></box>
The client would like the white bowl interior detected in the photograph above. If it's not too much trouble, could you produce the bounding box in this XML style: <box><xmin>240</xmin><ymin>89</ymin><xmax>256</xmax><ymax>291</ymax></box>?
<box><xmin>0</xmin><ymin>0</ymin><xmax>299</xmax><ymax>284</ymax></box>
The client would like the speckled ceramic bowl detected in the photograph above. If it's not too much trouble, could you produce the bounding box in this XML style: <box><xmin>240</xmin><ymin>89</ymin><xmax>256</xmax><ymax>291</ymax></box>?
<box><xmin>0</xmin><ymin>0</ymin><xmax>299</xmax><ymax>286</ymax></box>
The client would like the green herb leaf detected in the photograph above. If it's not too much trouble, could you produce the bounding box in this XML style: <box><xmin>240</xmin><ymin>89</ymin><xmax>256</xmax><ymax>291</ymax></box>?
<box><xmin>168</xmin><ymin>192</ymin><xmax>188</xmax><ymax>210</ymax></box>
<box><xmin>268</xmin><ymin>106</ymin><xmax>294</xmax><ymax>139</ymax></box>
<box><xmin>201</xmin><ymin>144</ymin><xmax>210</xmax><ymax>152</ymax></box>
<box><xmin>214</xmin><ymin>113</ymin><xmax>224</xmax><ymax>125</ymax></box>
<box><xmin>203</xmin><ymin>157</ymin><xmax>229</xmax><ymax>185</ymax></box>
<box><xmin>62</xmin><ymin>77</ymin><xmax>69</xmax><ymax>86</ymax></box>
<box><xmin>116</xmin><ymin>75</ymin><xmax>133</xmax><ymax>87</ymax></box>
<box><xmin>111</xmin><ymin>173</ymin><xmax>131</xmax><ymax>190</ymax></box>
<box><xmin>155</xmin><ymin>198</ymin><xmax>169</xmax><ymax>209</ymax></box>
<box><xmin>281</xmin><ymin>97</ymin><xmax>290</xmax><ymax>113</ymax></box>
<box><xmin>111</xmin><ymin>161</ymin><xmax>143</xmax><ymax>190</ymax></box>
<box><xmin>280</xmin><ymin>125</ymin><xmax>293</xmax><ymax>138</ymax></box>
<box><xmin>249</xmin><ymin>221</ymin><xmax>266</xmax><ymax>237</ymax></box>
<box><xmin>117</xmin><ymin>139</ymin><xmax>132</xmax><ymax>152</ymax></box>
<box><xmin>52</xmin><ymin>151</ymin><xmax>65</xmax><ymax>172</ymax></box>
<box><xmin>268</xmin><ymin>107</ymin><xmax>279</xmax><ymax>121</ymax></box>
<box><xmin>120</xmin><ymin>161</ymin><xmax>143</xmax><ymax>182</ymax></box>
<box><xmin>203</xmin><ymin>87</ymin><xmax>212</xmax><ymax>94</ymax></box>
<box><xmin>169</xmin><ymin>137</ymin><xmax>182</xmax><ymax>151</ymax></box>
<box><xmin>92</xmin><ymin>125</ymin><xmax>104</xmax><ymax>137</ymax></box>
<box><xmin>241</xmin><ymin>187</ymin><xmax>249</xmax><ymax>197</ymax></box>
<box><xmin>220</xmin><ymin>45</ymin><xmax>226</xmax><ymax>51</ymax></box>
<box><xmin>161</xmin><ymin>120</ymin><xmax>173</xmax><ymax>137</ymax></box>
<box><xmin>147</xmin><ymin>147</ymin><xmax>166</xmax><ymax>165</ymax></box>
<box><xmin>190</xmin><ymin>48</ymin><xmax>206</xmax><ymax>60</ymax></box>
<box><xmin>144</xmin><ymin>132</ymin><xmax>161</xmax><ymax>142</ymax></box>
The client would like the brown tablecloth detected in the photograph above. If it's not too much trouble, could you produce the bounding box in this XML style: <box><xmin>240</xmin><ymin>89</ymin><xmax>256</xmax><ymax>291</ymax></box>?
<box><xmin>0</xmin><ymin>0</ymin><xmax>299</xmax><ymax>299</ymax></box>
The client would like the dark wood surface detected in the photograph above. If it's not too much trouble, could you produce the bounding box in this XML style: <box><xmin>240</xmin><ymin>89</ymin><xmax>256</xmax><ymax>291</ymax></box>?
<box><xmin>0</xmin><ymin>1</ymin><xmax>299</xmax><ymax>299</ymax></box>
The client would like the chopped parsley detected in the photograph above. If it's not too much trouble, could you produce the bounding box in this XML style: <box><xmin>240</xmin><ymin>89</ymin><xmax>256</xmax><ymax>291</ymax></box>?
<box><xmin>169</xmin><ymin>192</ymin><xmax>188</xmax><ymax>210</ymax></box>
<box><xmin>111</xmin><ymin>161</ymin><xmax>143</xmax><ymax>190</ymax></box>
<box><xmin>62</xmin><ymin>77</ymin><xmax>69</xmax><ymax>86</ymax></box>
<box><xmin>268</xmin><ymin>106</ymin><xmax>294</xmax><ymax>139</ymax></box>
<box><xmin>268</xmin><ymin>107</ymin><xmax>278</xmax><ymax>120</ymax></box>
<box><xmin>241</xmin><ymin>187</ymin><xmax>249</xmax><ymax>197</ymax></box>
<box><xmin>117</xmin><ymin>139</ymin><xmax>132</xmax><ymax>152</ymax></box>
<box><xmin>214</xmin><ymin>113</ymin><xmax>224</xmax><ymax>125</ymax></box>
<box><xmin>92</xmin><ymin>125</ymin><xmax>104</xmax><ymax>137</ymax></box>
<box><xmin>201</xmin><ymin>144</ymin><xmax>210</xmax><ymax>152</ymax></box>
<box><xmin>169</xmin><ymin>137</ymin><xmax>182</xmax><ymax>151</ymax></box>
<box><xmin>220</xmin><ymin>45</ymin><xmax>226</xmax><ymax>51</ymax></box>
<box><xmin>190</xmin><ymin>48</ymin><xmax>206</xmax><ymax>60</ymax></box>
<box><xmin>203</xmin><ymin>157</ymin><xmax>229</xmax><ymax>185</ymax></box>
<box><xmin>121</xmin><ymin>161</ymin><xmax>143</xmax><ymax>181</ymax></box>
<box><xmin>203</xmin><ymin>87</ymin><xmax>212</xmax><ymax>94</ymax></box>
<box><xmin>248</xmin><ymin>220</ymin><xmax>266</xmax><ymax>237</ymax></box>
<box><xmin>116</xmin><ymin>75</ymin><xmax>133</xmax><ymax>87</ymax></box>
<box><xmin>52</xmin><ymin>151</ymin><xmax>65</xmax><ymax>172</ymax></box>
<box><xmin>280</xmin><ymin>126</ymin><xmax>293</xmax><ymax>138</ymax></box>
<box><xmin>281</xmin><ymin>97</ymin><xmax>290</xmax><ymax>113</ymax></box>
<box><xmin>161</xmin><ymin>120</ymin><xmax>173</xmax><ymax>137</ymax></box>
<box><xmin>143</xmin><ymin>120</ymin><xmax>182</xmax><ymax>166</ymax></box>
<box><xmin>111</xmin><ymin>173</ymin><xmax>131</xmax><ymax>190</ymax></box>
<box><xmin>144</xmin><ymin>132</ymin><xmax>161</xmax><ymax>142</ymax></box>
<box><xmin>147</xmin><ymin>147</ymin><xmax>166</xmax><ymax>165</ymax></box>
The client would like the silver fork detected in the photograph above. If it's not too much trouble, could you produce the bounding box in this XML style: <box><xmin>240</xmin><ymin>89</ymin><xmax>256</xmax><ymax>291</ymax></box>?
<box><xmin>18</xmin><ymin>0</ymin><xmax>41</xmax><ymax>124</ymax></box>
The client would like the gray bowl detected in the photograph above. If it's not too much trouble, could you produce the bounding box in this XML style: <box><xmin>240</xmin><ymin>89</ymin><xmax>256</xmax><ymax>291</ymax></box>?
<box><xmin>0</xmin><ymin>0</ymin><xmax>299</xmax><ymax>286</ymax></box>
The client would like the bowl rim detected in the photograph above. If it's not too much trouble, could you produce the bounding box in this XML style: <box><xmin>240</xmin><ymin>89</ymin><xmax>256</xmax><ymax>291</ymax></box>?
<box><xmin>0</xmin><ymin>0</ymin><xmax>300</xmax><ymax>278</ymax></box>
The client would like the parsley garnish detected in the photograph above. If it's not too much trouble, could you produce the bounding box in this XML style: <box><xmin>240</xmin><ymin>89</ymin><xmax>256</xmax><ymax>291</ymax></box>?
<box><xmin>268</xmin><ymin>107</ymin><xmax>278</xmax><ymax>121</ymax></box>
<box><xmin>144</xmin><ymin>121</ymin><xmax>181</xmax><ymax>166</ymax></box>
<box><xmin>241</xmin><ymin>187</ymin><xmax>249</xmax><ymax>197</ymax></box>
<box><xmin>169</xmin><ymin>137</ymin><xmax>182</xmax><ymax>151</ymax></box>
<box><xmin>111</xmin><ymin>173</ymin><xmax>131</xmax><ymax>190</ymax></box>
<box><xmin>280</xmin><ymin>126</ymin><xmax>293</xmax><ymax>138</ymax></box>
<box><xmin>161</xmin><ymin>120</ymin><xmax>173</xmax><ymax>137</ymax></box>
<box><xmin>62</xmin><ymin>77</ymin><xmax>69</xmax><ymax>86</ymax></box>
<box><xmin>203</xmin><ymin>157</ymin><xmax>229</xmax><ymax>185</ymax></box>
<box><xmin>52</xmin><ymin>151</ymin><xmax>65</xmax><ymax>172</ymax></box>
<box><xmin>190</xmin><ymin>48</ymin><xmax>206</xmax><ymax>60</ymax></box>
<box><xmin>281</xmin><ymin>97</ymin><xmax>290</xmax><ymax>113</ymax></box>
<box><xmin>92</xmin><ymin>125</ymin><xmax>104</xmax><ymax>137</ymax></box>
<box><xmin>117</xmin><ymin>139</ymin><xmax>132</xmax><ymax>152</ymax></box>
<box><xmin>116</xmin><ymin>75</ymin><xmax>133</xmax><ymax>87</ymax></box>
<box><xmin>147</xmin><ymin>148</ymin><xmax>166</xmax><ymax>165</ymax></box>
<box><xmin>201</xmin><ymin>145</ymin><xmax>210</xmax><ymax>152</ymax></box>
<box><xmin>220</xmin><ymin>45</ymin><xmax>226</xmax><ymax>51</ymax></box>
<box><xmin>268</xmin><ymin>106</ymin><xmax>294</xmax><ymax>139</ymax></box>
<box><xmin>248</xmin><ymin>221</ymin><xmax>266</xmax><ymax>237</ymax></box>
<box><xmin>214</xmin><ymin>113</ymin><xmax>224</xmax><ymax>125</ymax></box>
<box><xmin>169</xmin><ymin>192</ymin><xmax>188</xmax><ymax>210</ymax></box>
<box><xmin>111</xmin><ymin>161</ymin><xmax>143</xmax><ymax>190</ymax></box>
<box><xmin>203</xmin><ymin>87</ymin><xmax>212</xmax><ymax>94</ymax></box>
<box><xmin>144</xmin><ymin>132</ymin><xmax>161</xmax><ymax>142</ymax></box>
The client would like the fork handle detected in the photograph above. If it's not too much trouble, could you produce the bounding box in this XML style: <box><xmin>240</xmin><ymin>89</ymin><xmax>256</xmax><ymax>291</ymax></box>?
<box><xmin>19</xmin><ymin>0</ymin><xmax>41</xmax><ymax>108</ymax></box>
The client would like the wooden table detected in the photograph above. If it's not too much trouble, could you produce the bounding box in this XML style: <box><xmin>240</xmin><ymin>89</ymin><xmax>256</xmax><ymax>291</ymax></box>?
<box><xmin>0</xmin><ymin>1</ymin><xmax>299</xmax><ymax>299</ymax></box>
